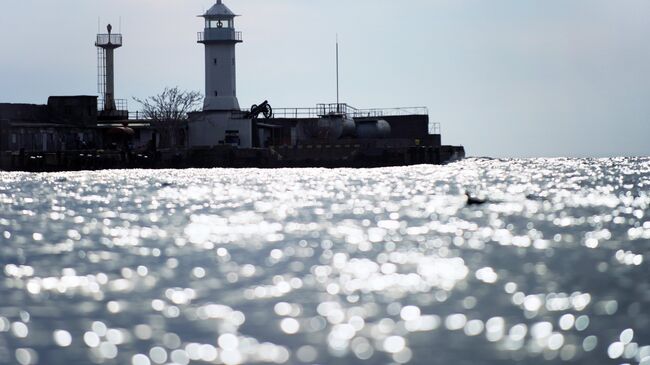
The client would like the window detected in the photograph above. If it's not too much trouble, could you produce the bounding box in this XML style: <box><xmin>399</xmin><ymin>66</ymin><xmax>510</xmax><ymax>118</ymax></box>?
<box><xmin>214</xmin><ymin>58</ymin><xmax>218</xmax><ymax>65</ymax></box>
<box><xmin>207</xmin><ymin>19</ymin><xmax>232</xmax><ymax>29</ymax></box>
<box><xmin>214</xmin><ymin>91</ymin><xmax>218</xmax><ymax>96</ymax></box>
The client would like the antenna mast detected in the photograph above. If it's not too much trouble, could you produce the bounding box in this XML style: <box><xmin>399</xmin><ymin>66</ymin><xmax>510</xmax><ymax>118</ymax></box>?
<box><xmin>336</xmin><ymin>35</ymin><xmax>340</xmax><ymax>113</ymax></box>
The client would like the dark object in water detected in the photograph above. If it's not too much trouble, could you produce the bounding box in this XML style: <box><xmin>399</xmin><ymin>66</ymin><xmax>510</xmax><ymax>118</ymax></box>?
<box><xmin>465</xmin><ymin>193</ymin><xmax>487</xmax><ymax>206</ymax></box>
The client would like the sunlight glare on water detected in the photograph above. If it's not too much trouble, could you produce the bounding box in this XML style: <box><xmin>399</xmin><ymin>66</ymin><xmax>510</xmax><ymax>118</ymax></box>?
<box><xmin>0</xmin><ymin>157</ymin><xmax>649</xmax><ymax>364</ymax></box>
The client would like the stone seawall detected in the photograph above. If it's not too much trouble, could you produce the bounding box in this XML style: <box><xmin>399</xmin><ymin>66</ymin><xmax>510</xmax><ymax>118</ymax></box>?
<box><xmin>1</xmin><ymin>145</ymin><xmax>465</xmax><ymax>172</ymax></box>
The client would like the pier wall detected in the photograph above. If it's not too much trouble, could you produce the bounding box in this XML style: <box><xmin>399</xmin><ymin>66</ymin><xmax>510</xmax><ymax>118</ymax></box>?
<box><xmin>0</xmin><ymin>144</ymin><xmax>465</xmax><ymax>172</ymax></box>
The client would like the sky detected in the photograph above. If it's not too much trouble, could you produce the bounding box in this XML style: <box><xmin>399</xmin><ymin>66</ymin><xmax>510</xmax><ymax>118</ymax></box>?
<box><xmin>0</xmin><ymin>0</ymin><xmax>649</xmax><ymax>158</ymax></box>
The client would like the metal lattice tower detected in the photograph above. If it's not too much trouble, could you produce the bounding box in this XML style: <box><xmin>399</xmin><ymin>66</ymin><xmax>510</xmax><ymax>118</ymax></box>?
<box><xmin>95</xmin><ymin>24</ymin><xmax>122</xmax><ymax>113</ymax></box>
<box><xmin>97</xmin><ymin>47</ymin><xmax>106</xmax><ymax>96</ymax></box>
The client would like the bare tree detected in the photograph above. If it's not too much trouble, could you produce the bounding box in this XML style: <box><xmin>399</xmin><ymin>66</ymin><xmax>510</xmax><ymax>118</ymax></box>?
<box><xmin>133</xmin><ymin>87</ymin><xmax>202</xmax><ymax>122</ymax></box>
<box><xmin>133</xmin><ymin>87</ymin><xmax>202</xmax><ymax>148</ymax></box>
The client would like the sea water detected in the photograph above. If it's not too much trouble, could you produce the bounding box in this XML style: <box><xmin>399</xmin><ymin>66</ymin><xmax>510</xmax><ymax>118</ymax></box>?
<box><xmin>0</xmin><ymin>157</ymin><xmax>649</xmax><ymax>365</ymax></box>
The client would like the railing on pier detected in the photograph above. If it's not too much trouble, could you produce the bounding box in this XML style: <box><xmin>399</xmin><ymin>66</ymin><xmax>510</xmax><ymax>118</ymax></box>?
<box><xmin>95</xmin><ymin>34</ymin><xmax>122</xmax><ymax>47</ymax></box>
<box><xmin>123</xmin><ymin>104</ymin><xmax>441</xmax><ymax>134</ymax></box>
<box><xmin>129</xmin><ymin>111</ymin><xmax>146</xmax><ymax>120</ymax></box>
<box><xmin>98</xmin><ymin>99</ymin><xmax>128</xmax><ymax>112</ymax></box>
<box><xmin>242</xmin><ymin>103</ymin><xmax>429</xmax><ymax>119</ymax></box>
<box><xmin>429</xmin><ymin>123</ymin><xmax>441</xmax><ymax>135</ymax></box>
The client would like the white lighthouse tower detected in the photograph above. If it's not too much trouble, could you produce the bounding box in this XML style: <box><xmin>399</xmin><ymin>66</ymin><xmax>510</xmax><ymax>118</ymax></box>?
<box><xmin>198</xmin><ymin>0</ymin><xmax>242</xmax><ymax>111</ymax></box>
<box><xmin>188</xmin><ymin>0</ymin><xmax>252</xmax><ymax>148</ymax></box>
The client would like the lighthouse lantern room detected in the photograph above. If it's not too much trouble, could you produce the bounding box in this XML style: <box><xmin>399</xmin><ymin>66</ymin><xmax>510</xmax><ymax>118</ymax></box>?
<box><xmin>198</xmin><ymin>0</ymin><xmax>243</xmax><ymax>111</ymax></box>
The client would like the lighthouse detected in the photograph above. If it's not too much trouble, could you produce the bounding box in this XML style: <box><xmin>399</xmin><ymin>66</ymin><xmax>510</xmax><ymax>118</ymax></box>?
<box><xmin>188</xmin><ymin>0</ymin><xmax>252</xmax><ymax>148</ymax></box>
<box><xmin>198</xmin><ymin>0</ymin><xmax>242</xmax><ymax>111</ymax></box>
<box><xmin>96</xmin><ymin>24</ymin><xmax>126</xmax><ymax>119</ymax></box>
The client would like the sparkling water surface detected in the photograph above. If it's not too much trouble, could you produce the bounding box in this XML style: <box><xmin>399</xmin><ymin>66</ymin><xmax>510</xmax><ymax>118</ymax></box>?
<box><xmin>1</xmin><ymin>157</ymin><xmax>649</xmax><ymax>365</ymax></box>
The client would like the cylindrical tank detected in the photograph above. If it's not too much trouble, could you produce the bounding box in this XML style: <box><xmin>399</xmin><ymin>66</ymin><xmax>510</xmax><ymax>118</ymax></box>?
<box><xmin>339</xmin><ymin>117</ymin><xmax>357</xmax><ymax>139</ymax></box>
<box><xmin>300</xmin><ymin>115</ymin><xmax>356</xmax><ymax>141</ymax></box>
<box><xmin>355</xmin><ymin>119</ymin><xmax>391</xmax><ymax>139</ymax></box>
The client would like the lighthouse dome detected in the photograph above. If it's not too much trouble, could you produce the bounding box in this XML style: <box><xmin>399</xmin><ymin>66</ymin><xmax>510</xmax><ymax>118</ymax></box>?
<box><xmin>203</xmin><ymin>0</ymin><xmax>237</xmax><ymax>18</ymax></box>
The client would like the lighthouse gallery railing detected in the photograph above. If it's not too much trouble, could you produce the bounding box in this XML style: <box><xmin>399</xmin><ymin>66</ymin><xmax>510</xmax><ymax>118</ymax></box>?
<box><xmin>197</xmin><ymin>31</ymin><xmax>242</xmax><ymax>42</ymax></box>
<box><xmin>95</xmin><ymin>34</ymin><xmax>122</xmax><ymax>46</ymax></box>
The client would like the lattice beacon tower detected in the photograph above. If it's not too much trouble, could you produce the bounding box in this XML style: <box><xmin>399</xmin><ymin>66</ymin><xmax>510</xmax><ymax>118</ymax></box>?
<box><xmin>198</xmin><ymin>0</ymin><xmax>243</xmax><ymax>111</ymax></box>
<box><xmin>96</xmin><ymin>24</ymin><xmax>122</xmax><ymax>114</ymax></box>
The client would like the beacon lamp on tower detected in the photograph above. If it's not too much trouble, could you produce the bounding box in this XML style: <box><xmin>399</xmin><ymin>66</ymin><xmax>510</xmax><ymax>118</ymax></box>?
<box><xmin>198</xmin><ymin>0</ymin><xmax>243</xmax><ymax>111</ymax></box>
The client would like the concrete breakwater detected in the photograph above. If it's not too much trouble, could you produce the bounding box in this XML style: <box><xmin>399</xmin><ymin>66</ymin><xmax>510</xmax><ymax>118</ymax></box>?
<box><xmin>0</xmin><ymin>144</ymin><xmax>465</xmax><ymax>172</ymax></box>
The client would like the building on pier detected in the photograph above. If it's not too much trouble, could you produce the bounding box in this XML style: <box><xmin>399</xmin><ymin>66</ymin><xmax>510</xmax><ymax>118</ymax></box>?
<box><xmin>0</xmin><ymin>96</ymin><xmax>101</xmax><ymax>153</ymax></box>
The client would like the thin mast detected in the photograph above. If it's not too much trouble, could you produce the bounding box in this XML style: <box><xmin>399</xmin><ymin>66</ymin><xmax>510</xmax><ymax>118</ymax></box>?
<box><xmin>336</xmin><ymin>35</ymin><xmax>340</xmax><ymax>113</ymax></box>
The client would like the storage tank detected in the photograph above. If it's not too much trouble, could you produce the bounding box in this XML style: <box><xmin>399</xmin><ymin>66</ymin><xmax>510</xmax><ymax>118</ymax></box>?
<box><xmin>355</xmin><ymin>119</ymin><xmax>391</xmax><ymax>139</ymax></box>
<box><xmin>299</xmin><ymin>114</ymin><xmax>356</xmax><ymax>141</ymax></box>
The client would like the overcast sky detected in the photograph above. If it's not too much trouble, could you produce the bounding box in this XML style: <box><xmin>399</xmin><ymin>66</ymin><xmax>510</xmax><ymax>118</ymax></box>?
<box><xmin>1</xmin><ymin>0</ymin><xmax>649</xmax><ymax>157</ymax></box>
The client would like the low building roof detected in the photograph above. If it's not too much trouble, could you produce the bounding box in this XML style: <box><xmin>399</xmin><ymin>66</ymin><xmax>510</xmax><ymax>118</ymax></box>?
<box><xmin>48</xmin><ymin>95</ymin><xmax>97</xmax><ymax>100</ymax></box>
